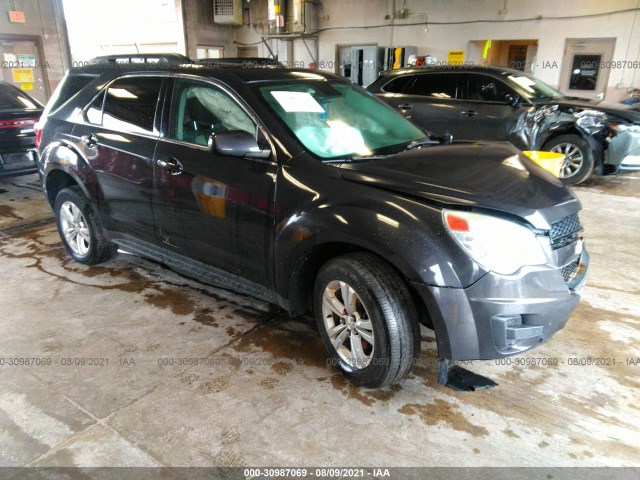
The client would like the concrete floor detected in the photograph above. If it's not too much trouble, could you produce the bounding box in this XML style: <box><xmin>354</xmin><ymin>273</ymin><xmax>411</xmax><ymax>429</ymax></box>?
<box><xmin>0</xmin><ymin>173</ymin><xmax>639</xmax><ymax>471</ymax></box>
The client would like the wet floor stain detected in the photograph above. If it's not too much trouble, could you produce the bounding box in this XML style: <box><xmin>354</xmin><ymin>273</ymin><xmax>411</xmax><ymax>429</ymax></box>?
<box><xmin>143</xmin><ymin>287</ymin><xmax>195</xmax><ymax>316</ymax></box>
<box><xmin>260</xmin><ymin>377</ymin><xmax>279</xmax><ymax>389</ymax></box>
<box><xmin>194</xmin><ymin>307</ymin><xmax>218</xmax><ymax>327</ymax></box>
<box><xmin>271</xmin><ymin>361</ymin><xmax>294</xmax><ymax>376</ymax></box>
<box><xmin>197</xmin><ymin>375</ymin><xmax>233</xmax><ymax>395</ymax></box>
<box><xmin>0</xmin><ymin>204</ymin><xmax>21</xmax><ymax>220</ymax></box>
<box><xmin>399</xmin><ymin>400</ymin><xmax>490</xmax><ymax>438</ymax></box>
<box><xmin>231</xmin><ymin>322</ymin><xmax>327</xmax><ymax>369</ymax></box>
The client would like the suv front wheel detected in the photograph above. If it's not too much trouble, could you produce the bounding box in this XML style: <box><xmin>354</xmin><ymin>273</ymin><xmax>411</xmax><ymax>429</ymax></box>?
<box><xmin>544</xmin><ymin>134</ymin><xmax>594</xmax><ymax>185</ymax></box>
<box><xmin>313</xmin><ymin>252</ymin><xmax>420</xmax><ymax>388</ymax></box>
<box><xmin>54</xmin><ymin>186</ymin><xmax>115</xmax><ymax>265</ymax></box>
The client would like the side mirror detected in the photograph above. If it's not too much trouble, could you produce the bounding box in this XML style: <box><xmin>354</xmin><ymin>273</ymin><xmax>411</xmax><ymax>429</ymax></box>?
<box><xmin>505</xmin><ymin>93</ymin><xmax>521</xmax><ymax>108</ymax></box>
<box><xmin>208</xmin><ymin>130</ymin><xmax>271</xmax><ymax>159</ymax></box>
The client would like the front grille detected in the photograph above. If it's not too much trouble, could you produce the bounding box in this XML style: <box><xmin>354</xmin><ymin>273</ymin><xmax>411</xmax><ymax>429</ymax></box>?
<box><xmin>550</xmin><ymin>213</ymin><xmax>583</xmax><ymax>250</ymax></box>
<box><xmin>561</xmin><ymin>259</ymin><xmax>580</xmax><ymax>283</ymax></box>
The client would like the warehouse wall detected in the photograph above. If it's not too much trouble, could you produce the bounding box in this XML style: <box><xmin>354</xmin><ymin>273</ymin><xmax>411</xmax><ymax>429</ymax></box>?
<box><xmin>0</xmin><ymin>0</ymin><xmax>70</xmax><ymax>100</ymax></box>
<box><xmin>177</xmin><ymin>0</ymin><xmax>237</xmax><ymax>59</ymax></box>
<box><xmin>234</xmin><ymin>0</ymin><xmax>640</xmax><ymax>101</ymax></box>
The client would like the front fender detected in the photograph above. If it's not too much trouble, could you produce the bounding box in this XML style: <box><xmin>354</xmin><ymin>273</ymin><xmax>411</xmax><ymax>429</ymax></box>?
<box><xmin>274</xmin><ymin>194</ymin><xmax>487</xmax><ymax>302</ymax></box>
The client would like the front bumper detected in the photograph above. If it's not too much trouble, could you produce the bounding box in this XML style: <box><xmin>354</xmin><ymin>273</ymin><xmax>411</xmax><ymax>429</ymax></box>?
<box><xmin>607</xmin><ymin>129</ymin><xmax>640</xmax><ymax>172</ymax></box>
<box><xmin>413</xmin><ymin>243</ymin><xmax>589</xmax><ymax>361</ymax></box>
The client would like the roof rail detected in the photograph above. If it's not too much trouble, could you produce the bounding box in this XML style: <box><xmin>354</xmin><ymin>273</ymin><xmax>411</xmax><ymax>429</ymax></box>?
<box><xmin>88</xmin><ymin>53</ymin><xmax>192</xmax><ymax>64</ymax></box>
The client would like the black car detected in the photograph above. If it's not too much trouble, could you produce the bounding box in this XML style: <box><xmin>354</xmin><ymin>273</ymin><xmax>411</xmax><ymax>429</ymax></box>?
<box><xmin>37</xmin><ymin>64</ymin><xmax>589</xmax><ymax>388</ymax></box>
<box><xmin>368</xmin><ymin>66</ymin><xmax>640</xmax><ymax>185</ymax></box>
<box><xmin>0</xmin><ymin>81</ymin><xmax>43</xmax><ymax>178</ymax></box>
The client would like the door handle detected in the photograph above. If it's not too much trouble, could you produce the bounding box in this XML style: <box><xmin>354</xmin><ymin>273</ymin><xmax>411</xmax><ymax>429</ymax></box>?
<box><xmin>82</xmin><ymin>133</ymin><xmax>99</xmax><ymax>148</ymax></box>
<box><xmin>461</xmin><ymin>109</ymin><xmax>478</xmax><ymax>117</ymax></box>
<box><xmin>397</xmin><ymin>103</ymin><xmax>412</xmax><ymax>110</ymax></box>
<box><xmin>156</xmin><ymin>158</ymin><xmax>184</xmax><ymax>175</ymax></box>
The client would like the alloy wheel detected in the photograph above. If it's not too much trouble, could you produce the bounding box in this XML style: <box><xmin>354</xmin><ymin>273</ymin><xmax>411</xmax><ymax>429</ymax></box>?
<box><xmin>59</xmin><ymin>201</ymin><xmax>91</xmax><ymax>257</ymax></box>
<box><xmin>550</xmin><ymin>143</ymin><xmax>584</xmax><ymax>178</ymax></box>
<box><xmin>321</xmin><ymin>280</ymin><xmax>375</xmax><ymax>369</ymax></box>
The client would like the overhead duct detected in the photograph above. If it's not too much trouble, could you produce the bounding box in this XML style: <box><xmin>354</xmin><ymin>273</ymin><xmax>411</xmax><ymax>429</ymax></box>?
<box><xmin>268</xmin><ymin>0</ymin><xmax>286</xmax><ymax>34</ymax></box>
<box><xmin>285</xmin><ymin>0</ymin><xmax>318</xmax><ymax>34</ymax></box>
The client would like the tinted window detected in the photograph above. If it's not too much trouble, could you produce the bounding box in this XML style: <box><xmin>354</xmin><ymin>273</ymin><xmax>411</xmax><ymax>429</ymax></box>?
<box><xmin>382</xmin><ymin>76</ymin><xmax>413</xmax><ymax>93</ymax></box>
<box><xmin>466</xmin><ymin>74</ymin><xmax>513</xmax><ymax>102</ymax></box>
<box><xmin>405</xmin><ymin>74</ymin><xmax>459</xmax><ymax>99</ymax></box>
<box><xmin>47</xmin><ymin>74</ymin><xmax>97</xmax><ymax>113</ymax></box>
<box><xmin>0</xmin><ymin>83</ymin><xmax>40</xmax><ymax>110</ymax></box>
<box><xmin>101</xmin><ymin>77</ymin><xmax>162</xmax><ymax>134</ymax></box>
<box><xmin>85</xmin><ymin>92</ymin><xmax>104</xmax><ymax>125</ymax></box>
<box><xmin>169</xmin><ymin>78</ymin><xmax>256</xmax><ymax>147</ymax></box>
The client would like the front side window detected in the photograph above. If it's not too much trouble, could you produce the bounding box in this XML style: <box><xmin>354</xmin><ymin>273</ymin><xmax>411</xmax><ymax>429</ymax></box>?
<box><xmin>169</xmin><ymin>78</ymin><xmax>256</xmax><ymax>147</ymax></box>
<box><xmin>258</xmin><ymin>79</ymin><xmax>424</xmax><ymax>159</ymax></box>
<box><xmin>406</xmin><ymin>73</ymin><xmax>459</xmax><ymax>99</ymax></box>
<box><xmin>466</xmin><ymin>74</ymin><xmax>514</xmax><ymax>102</ymax></box>
<box><xmin>501</xmin><ymin>71</ymin><xmax>564</xmax><ymax>100</ymax></box>
<box><xmin>99</xmin><ymin>76</ymin><xmax>163</xmax><ymax>134</ymax></box>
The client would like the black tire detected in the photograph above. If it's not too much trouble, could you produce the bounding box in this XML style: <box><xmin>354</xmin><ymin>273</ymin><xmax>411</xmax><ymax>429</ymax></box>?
<box><xmin>313</xmin><ymin>252</ymin><xmax>420</xmax><ymax>388</ymax></box>
<box><xmin>543</xmin><ymin>134</ymin><xmax>594</xmax><ymax>185</ymax></box>
<box><xmin>54</xmin><ymin>186</ymin><xmax>115</xmax><ymax>265</ymax></box>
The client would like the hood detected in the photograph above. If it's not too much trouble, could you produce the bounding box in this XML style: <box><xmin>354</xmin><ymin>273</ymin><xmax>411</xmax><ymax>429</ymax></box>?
<box><xmin>552</xmin><ymin>98</ymin><xmax>640</xmax><ymax>124</ymax></box>
<box><xmin>338</xmin><ymin>142</ymin><xmax>581</xmax><ymax>230</ymax></box>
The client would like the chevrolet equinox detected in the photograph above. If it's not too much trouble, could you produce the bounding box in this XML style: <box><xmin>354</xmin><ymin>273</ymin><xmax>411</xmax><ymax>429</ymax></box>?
<box><xmin>37</xmin><ymin>64</ymin><xmax>589</xmax><ymax>388</ymax></box>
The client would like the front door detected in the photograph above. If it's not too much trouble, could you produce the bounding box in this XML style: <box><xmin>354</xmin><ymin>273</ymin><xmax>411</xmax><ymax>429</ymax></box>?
<box><xmin>559</xmin><ymin>38</ymin><xmax>615</xmax><ymax>101</ymax></box>
<box><xmin>456</xmin><ymin>73</ymin><xmax>527</xmax><ymax>149</ymax></box>
<box><xmin>0</xmin><ymin>37</ymin><xmax>49</xmax><ymax>104</ymax></box>
<box><xmin>153</xmin><ymin>78</ymin><xmax>277</xmax><ymax>286</ymax></box>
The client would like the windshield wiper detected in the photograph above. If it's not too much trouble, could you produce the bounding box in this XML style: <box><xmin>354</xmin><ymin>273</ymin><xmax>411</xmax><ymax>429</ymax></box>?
<box><xmin>405</xmin><ymin>139</ymin><xmax>441</xmax><ymax>151</ymax></box>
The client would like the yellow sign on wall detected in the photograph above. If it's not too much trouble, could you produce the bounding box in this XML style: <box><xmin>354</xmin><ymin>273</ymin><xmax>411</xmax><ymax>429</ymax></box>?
<box><xmin>448</xmin><ymin>50</ymin><xmax>465</xmax><ymax>65</ymax></box>
<box><xmin>20</xmin><ymin>83</ymin><xmax>34</xmax><ymax>91</ymax></box>
<box><xmin>12</xmin><ymin>68</ymin><xmax>34</xmax><ymax>83</ymax></box>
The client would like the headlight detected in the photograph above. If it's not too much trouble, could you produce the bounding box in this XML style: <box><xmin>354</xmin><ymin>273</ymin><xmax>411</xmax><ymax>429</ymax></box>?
<box><xmin>443</xmin><ymin>210</ymin><xmax>547</xmax><ymax>275</ymax></box>
<box><xmin>608</xmin><ymin>123</ymin><xmax>640</xmax><ymax>134</ymax></box>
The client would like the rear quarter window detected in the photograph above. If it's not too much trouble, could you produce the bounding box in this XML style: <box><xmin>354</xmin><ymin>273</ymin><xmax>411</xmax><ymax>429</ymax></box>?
<box><xmin>46</xmin><ymin>74</ymin><xmax>97</xmax><ymax>114</ymax></box>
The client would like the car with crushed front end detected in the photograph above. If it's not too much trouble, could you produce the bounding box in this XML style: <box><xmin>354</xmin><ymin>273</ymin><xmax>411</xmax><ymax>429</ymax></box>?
<box><xmin>368</xmin><ymin>66</ymin><xmax>640</xmax><ymax>185</ymax></box>
<box><xmin>0</xmin><ymin>81</ymin><xmax>43</xmax><ymax>178</ymax></box>
<box><xmin>37</xmin><ymin>63</ymin><xmax>589</xmax><ymax>388</ymax></box>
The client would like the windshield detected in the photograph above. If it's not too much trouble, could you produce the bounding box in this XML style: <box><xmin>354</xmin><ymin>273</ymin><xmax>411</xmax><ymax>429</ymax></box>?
<box><xmin>501</xmin><ymin>72</ymin><xmax>565</xmax><ymax>100</ymax></box>
<box><xmin>258</xmin><ymin>79</ymin><xmax>425</xmax><ymax>159</ymax></box>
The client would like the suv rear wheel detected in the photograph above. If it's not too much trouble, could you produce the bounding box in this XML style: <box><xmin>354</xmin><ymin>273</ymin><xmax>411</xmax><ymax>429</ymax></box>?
<box><xmin>313</xmin><ymin>252</ymin><xmax>420</xmax><ymax>388</ymax></box>
<box><xmin>544</xmin><ymin>134</ymin><xmax>594</xmax><ymax>185</ymax></box>
<box><xmin>54</xmin><ymin>186</ymin><xmax>115</xmax><ymax>265</ymax></box>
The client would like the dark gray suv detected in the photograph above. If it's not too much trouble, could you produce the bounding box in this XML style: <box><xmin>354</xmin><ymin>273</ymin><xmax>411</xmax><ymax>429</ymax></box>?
<box><xmin>369</xmin><ymin>66</ymin><xmax>640</xmax><ymax>185</ymax></box>
<box><xmin>37</xmin><ymin>63</ymin><xmax>589</xmax><ymax>388</ymax></box>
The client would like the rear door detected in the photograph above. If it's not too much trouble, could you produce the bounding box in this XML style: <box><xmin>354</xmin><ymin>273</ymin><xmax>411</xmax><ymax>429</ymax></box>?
<box><xmin>391</xmin><ymin>72</ymin><xmax>462</xmax><ymax>138</ymax></box>
<box><xmin>152</xmin><ymin>77</ymin><xmax>277</xmax><ymax>285</ymax></box>
<box><xmin>72</xmin><ymin>75</ymin><xmax>163</xmax><ymax>243</ymax></box>
<box><xmin>456</xmin><ymin>73</ymin><xmax>527</xmax><ymax>148</ymax></box>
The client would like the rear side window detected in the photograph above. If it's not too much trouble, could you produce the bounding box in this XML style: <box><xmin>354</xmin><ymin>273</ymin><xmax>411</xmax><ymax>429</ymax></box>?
<box><xmin>405</xmin><ymin>73</ymin><xmax>459</xmax><ymax>99</ymax></box>
<box><xmin>381</xmin><ymin>76</ymin><xmax>413</xmax><ymax>93</ymax></box>
<box><xmin>100</xmin><ymin>77</ymin><xmax>163</xmax><ymax>134</ymax></box>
